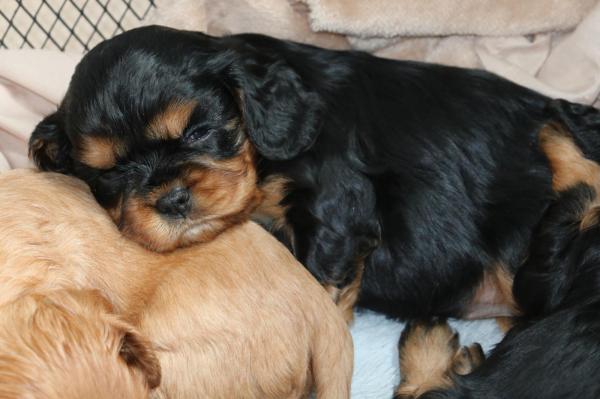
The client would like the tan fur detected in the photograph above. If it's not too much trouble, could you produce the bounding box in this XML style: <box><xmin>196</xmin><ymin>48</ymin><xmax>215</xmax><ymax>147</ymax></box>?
<box><xmin>395</xmin><ymin>321</ymin><xmax>484</xmax><ymax>398</ymax></box>
<box><xmin>464</xmin><ymin>263</ymin><xmax>519</xmax><ymax>319</ymax></box>
<box><xmin>462</xmin><ymin>125</ymin><xmax>600</xmax><ymax>321</ymax></box>
<box><xmin>120</xmin><ymin>195</ymin><xmax>190</xmax><ymax>253</ymax></box>
<box><xmin>539</xmin><ymin>124</ymin><xmax>600</xmax><ymax>192</ymax></box>
<box><xmin>580</xmin><ymin>205</ymin><xmax>600</xmax><ymax>230</ymax></box>
<box><xmin>0</xmin><ymin>169</ymin><xmax>352</xmax><ymax>399</ymax></box>
<box><xmin>115</xmin><ymin>141</ymin><xmax>262</xmax><ymax>252</ymax></box>
<box><xmin>495</xmin><ymin>316</ymin><xmax>515</xmax><ymax>333</ymax></box>
<box><xmin>254</xmin><ymin>175</ymin><xmax>291</xmax><ymax>231</ymax></box>
<box><xmin>0</xmin><ymin>289</ymin><xmax>159</xmax><ymax>399</ymax></box>
<box><xmin>539</xmin><ymin>123</ymin><xmax>600</xmax><ymax>231</ymax></box>
<box><xmin>224</xmin><ymin>117</ymin><xmax>241</xmax><ymax>131</ymax></box>
<box><xmin>79</xmin><ymin>135</ymin><xmax>126</xmax><ymax>169</ymax></box>
<box><xmin>186</xmin><ymin>142</ymin><xmax>259</xmax><ymax>219</ymax></box>
<box><xmin>75</xmin><ymin>101</ymin><xmax>259</xmax><ymax>252</ymax></box>
<box><xmin>334</xmin><ymin>262</ymin><xmax>365</xmax><ymax>323</ymax></box>
<box><xmin>147</xmin><ymin>101</ymin><xmax>197</xmax><ymax>140</ymax></box>
<box><xmin>451</xmin><ymin>343</ymin><xmax>485</xmax><ymax>376</ymax></box>
<box><xmin>29</xmin><ymin>135</ymin><xmax>59</xmax><ymax>165</ymax></box>
<box><xmin>396</xmin><ymin>323</ymin><xmax>456</xmax><ymax>397</ymax></box>
<box><xmin>71</xmin><ymin>111</ymin><xmax>291</xmax><ymax>258</ymax></box>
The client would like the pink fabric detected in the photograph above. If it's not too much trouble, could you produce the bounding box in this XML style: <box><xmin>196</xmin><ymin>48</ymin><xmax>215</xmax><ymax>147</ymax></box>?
<box><xmin>0</xmin><ymin>50</ymin><xmax>80</xmax><ymax>171</ymax></box>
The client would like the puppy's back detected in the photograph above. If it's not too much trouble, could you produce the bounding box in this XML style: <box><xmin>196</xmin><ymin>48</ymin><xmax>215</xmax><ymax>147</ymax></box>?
<box><xmin>0</xmin><ymin>169</ymin><xmax>352</xmax><ymax>399</ymax></box>
<box><xmin>139</xmin><ymin>221</ymin><xmax>353</xmax><ymax>399</ymax></box>
<box><xmin>0</xmin><ymin>169</ymin><xmax>157</xmax><ymax>310</ymax></box>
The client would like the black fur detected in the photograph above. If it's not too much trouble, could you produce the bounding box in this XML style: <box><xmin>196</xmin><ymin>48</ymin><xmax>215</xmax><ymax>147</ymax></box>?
<box><xmin>29</xmin><ymin>111</ymin><xmax>72</xmax><ymax>173</ymax></box>
<box><xmin>513</xmin><ymin>185</ymin><xmax>598</xmax><ymax>315</ymax></box>
<box><xmin>418</xmin><ymin>185</ymin><xmax>600</xmax><ymax>399</ymax></box>
<box><xmin>419</xmin><ymin>303</ymin><xmax>600</xmax><ymax>399</ymax></box>
<box><xmin>28</xmin><ymin>25</ymin><xmax>600</xmax><ymax>319</ymax></box>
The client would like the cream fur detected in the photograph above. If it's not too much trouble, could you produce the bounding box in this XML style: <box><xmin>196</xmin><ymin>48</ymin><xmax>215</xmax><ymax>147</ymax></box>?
<box><xmin>0</xmin><ymin>169</ymin><xmax>353</xmax><ymax>399</ymax></box>
<box><xmin>303</xmin><ymin>0</ymin><xmax>597</xmax><ymax>37</ymax></box>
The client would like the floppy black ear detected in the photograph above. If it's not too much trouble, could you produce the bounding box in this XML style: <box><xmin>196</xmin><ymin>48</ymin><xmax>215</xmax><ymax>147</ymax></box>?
<box><xmin>235</xmin><ymin>60</ymin><xmax>323</xmax><ymax>160</ymax></box>
<box><xmin>28</xmin><ymin>111</ymin><xmax>73</xmax><ymax>173</ymax></box>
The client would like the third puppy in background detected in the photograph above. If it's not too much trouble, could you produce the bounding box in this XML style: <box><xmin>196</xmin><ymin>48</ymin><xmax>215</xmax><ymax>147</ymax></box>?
<box><xmin>394</xmin><ymin>126</ymin><xmax>600</xmax><ymax>399</ymax></box>
<box><xmin>394</xmin><ymin>182</ymin><xmax>600</xmax><ymax>399</ymax></box>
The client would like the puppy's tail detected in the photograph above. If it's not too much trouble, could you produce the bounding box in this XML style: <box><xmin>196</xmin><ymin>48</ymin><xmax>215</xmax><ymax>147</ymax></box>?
<box><xmin>311</xmin><ymin>308</ymin><xmax>353</xmax><ymax>399</ymax></box>
<box><xmin>546</xmin><ymin>99</ymin><xmax>600</xmax><ymax>160</ymax></box>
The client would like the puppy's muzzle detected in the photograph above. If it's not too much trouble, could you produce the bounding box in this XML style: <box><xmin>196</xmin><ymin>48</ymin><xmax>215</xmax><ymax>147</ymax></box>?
<box><xmin>155</xmin><ymin>187</ymin><xmax>191</xmax><ymax>218</ymax></box>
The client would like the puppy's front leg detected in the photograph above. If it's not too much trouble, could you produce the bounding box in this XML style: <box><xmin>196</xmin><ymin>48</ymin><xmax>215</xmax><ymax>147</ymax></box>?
<box><xmin>294</xmin><ymin>220</ymin><xmax>373</xmax><ymax>322</ymax></box>
<box><xmin>290</xmin><ymin>173</ymin><xmax>380</xmax><ymax>323</ymax></box>
<box><xmin>324</xmin><ymin>257</ymin><xmax>365</xmax><ymax>324</ymax></box>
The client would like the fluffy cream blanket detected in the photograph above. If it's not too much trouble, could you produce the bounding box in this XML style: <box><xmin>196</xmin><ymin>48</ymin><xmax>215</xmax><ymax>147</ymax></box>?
<box><xmin>148</xmin><ymin>0</ymin><xmax>600</xmax><ymax>107</ymax></box>
<box><xmin>304</xmin><ymin>0</ymin><xmax>597</xmax><ymax>37</ymax></box>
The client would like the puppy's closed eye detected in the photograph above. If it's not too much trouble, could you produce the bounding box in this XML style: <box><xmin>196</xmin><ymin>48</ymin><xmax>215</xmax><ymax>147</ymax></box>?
<box><xmin>183</xmin><ymin>125</ymin><xmax>216</xmax><ymax>144</ymax></box>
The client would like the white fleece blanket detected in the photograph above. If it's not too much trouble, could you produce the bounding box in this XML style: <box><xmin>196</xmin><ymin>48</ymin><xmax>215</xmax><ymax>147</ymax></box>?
<box><xmin>350</xmin><ymin>311</ymin><xmax>502</xmax><ymax>398</ymax></box>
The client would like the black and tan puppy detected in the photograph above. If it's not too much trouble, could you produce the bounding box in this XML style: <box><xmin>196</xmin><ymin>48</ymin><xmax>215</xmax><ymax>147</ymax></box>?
<box><xmin>29</xmin><ymin>25</ymin><xmax>600</xmax><ymax>320</ymax></box>
<box><xmin>394</xmin><ymin>129</ymin><xmax>600</xmax><ymax>399</ymax></box>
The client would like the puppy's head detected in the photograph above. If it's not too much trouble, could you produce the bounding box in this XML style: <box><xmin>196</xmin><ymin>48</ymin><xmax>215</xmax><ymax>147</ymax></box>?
<box><xmin>29</xmin><ymin>26</ymin><xmax>323</xmax><ymax>251</ymax></box>
<box><xmin>0</xmin><ymin>289</ymin><xmax>160</xmax><ymax>399</ymax></box>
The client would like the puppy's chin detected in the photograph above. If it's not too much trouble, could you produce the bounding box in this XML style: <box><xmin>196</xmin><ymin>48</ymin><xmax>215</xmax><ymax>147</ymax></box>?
<box><xmin>108</xmin><ymin>153</ymin><xmax>261</xmax><ymax>252</ymax></box>
<box><xmin>117</xmin><ymin>204</ymin><xmax>244</xmax><ymax>252</ymax></box>
<box><xmin>119</xmin><ymin>218</ymin><xmax>190</xmax><ymax>253</ymax></box>
<box><xmin>119</xmin><ymin>216</ymin><xmax>213</xmax><ymax>253</ymax></box>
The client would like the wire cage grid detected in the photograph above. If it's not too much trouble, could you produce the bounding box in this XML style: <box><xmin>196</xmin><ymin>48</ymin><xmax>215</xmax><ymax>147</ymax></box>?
<box><xmin>1</xmin><ymin>0</ymin><xmax>156</xmax><ymax>52</ymax></box>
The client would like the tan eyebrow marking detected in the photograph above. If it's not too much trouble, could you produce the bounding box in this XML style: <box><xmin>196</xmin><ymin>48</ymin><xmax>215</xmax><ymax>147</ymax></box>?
<box><xmin>79</xmin><ymin>135</ymin><xmax>126</xmax><ymax>170</ymax></box>
<box><xmin>224</xmin><ymin>118</ymin><xmax>240</xmax><ymax>131</ymax></box>
<box><xmin>147</xmin><ymin>101</ymin><xmax>197</xmax><ymax>141</ymax></box>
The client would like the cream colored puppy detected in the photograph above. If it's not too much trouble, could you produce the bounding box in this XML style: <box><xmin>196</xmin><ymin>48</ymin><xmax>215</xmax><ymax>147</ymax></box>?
<box><xmin>0</xmin><ymin>289</ymin><xmax>160</xmax><ymax>399</ymax></box>
<box><xmin>0</xmin><ymin>169</ymin><xmax>352</xmax><ymax>399</ymax></box>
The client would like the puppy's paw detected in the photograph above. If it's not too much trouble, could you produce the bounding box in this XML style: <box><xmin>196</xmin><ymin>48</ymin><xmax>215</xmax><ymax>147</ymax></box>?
<box><xmin>451</xmin><ymin>343</ymin><xmax>484</xmax><ymax>375</ymax></box>
<box><xmin>394</xmin><ymin>319</ymin><xmax>484</xmax><ymax>398</ymax></box>
<box><xmin>495</xmin><ymin>316</ymin><xmax>515</xmax><ymax>333</ymax></box>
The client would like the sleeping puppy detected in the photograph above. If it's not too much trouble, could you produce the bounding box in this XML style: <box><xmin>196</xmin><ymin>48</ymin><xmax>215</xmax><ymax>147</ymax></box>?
<box><xmin>28</xmin><ymin>25</ymin><xmax>600</xmax><ymax>321</ymax></box>
<box><xmin>393</xmin><ymin>129</ymin><xmax>600</xmax><ymax>399</ymax></box>
<box><xmin>0</xmin><ymin>169</ymin><xmax>352</xmax><ymax>399</ymax></box>
<box><xmin>0</xmin><ymin>289</ymin><xmax>159</xmax><ymax>399</ymax></box>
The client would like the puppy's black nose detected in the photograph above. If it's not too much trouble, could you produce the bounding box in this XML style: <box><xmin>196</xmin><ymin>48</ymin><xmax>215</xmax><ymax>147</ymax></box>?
<box><xmin>155</xmin><ymin>187</ymin><xmax>191</xmax><ymax>218</ymax></box>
